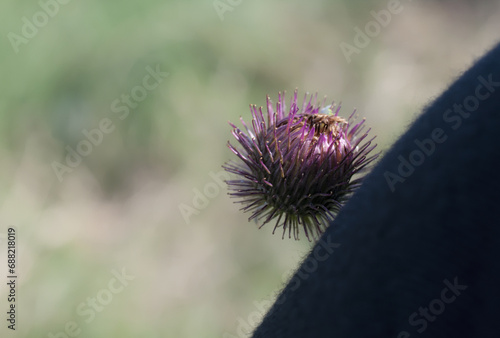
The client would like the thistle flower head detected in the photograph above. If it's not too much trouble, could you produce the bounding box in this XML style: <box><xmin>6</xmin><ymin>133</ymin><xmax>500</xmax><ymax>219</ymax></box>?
<box><xmin>223</xmin><ymin>90</ymin><xmax>378</xmax><ymax>241</ymax></box>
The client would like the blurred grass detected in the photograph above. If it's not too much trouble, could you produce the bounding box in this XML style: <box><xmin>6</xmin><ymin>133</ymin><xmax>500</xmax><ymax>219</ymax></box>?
<box><xmin>0</xmin><ymin>0</ymin><xmax>499</xmax><ymax>337</ymax></box>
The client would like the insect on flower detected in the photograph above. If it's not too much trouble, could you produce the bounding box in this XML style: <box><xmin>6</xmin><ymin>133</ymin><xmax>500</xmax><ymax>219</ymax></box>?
<box><xmin>223</xmin><ymin>90</ymin><xmax>379</xmax><ymax>241</ymax></box>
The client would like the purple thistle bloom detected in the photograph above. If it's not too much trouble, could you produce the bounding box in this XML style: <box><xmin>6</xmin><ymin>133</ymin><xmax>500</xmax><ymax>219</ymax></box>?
<box><xmin>223</xmin><ymin>90</ymin><xmax>379</xmax><ymax>241</ymax></box>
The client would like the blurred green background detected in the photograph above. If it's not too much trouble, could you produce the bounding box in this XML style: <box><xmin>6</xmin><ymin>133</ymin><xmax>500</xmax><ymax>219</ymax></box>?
<box><xmin>0</xmin><ymin>0</ymin><xmax>498</xmax><ymax>337</ymax></box>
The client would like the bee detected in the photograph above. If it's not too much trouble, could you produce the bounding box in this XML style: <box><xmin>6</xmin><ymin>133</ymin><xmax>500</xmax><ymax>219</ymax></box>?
<box><xmin>276</xmin><ymin>109</ymin><xmax>347</xmax><ymax>140</ymax></box>
<box><xmin>303</xmin><ymin>114</ymin><xmax>347</xmax><ymax>138</ymax></box>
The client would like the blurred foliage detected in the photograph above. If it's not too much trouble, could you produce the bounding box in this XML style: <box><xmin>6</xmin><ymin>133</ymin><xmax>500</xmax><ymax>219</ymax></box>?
<box><xmin>0</xmin><ymin>0</ymin><xmax>499</xmax><ymax>337</ymax></box>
